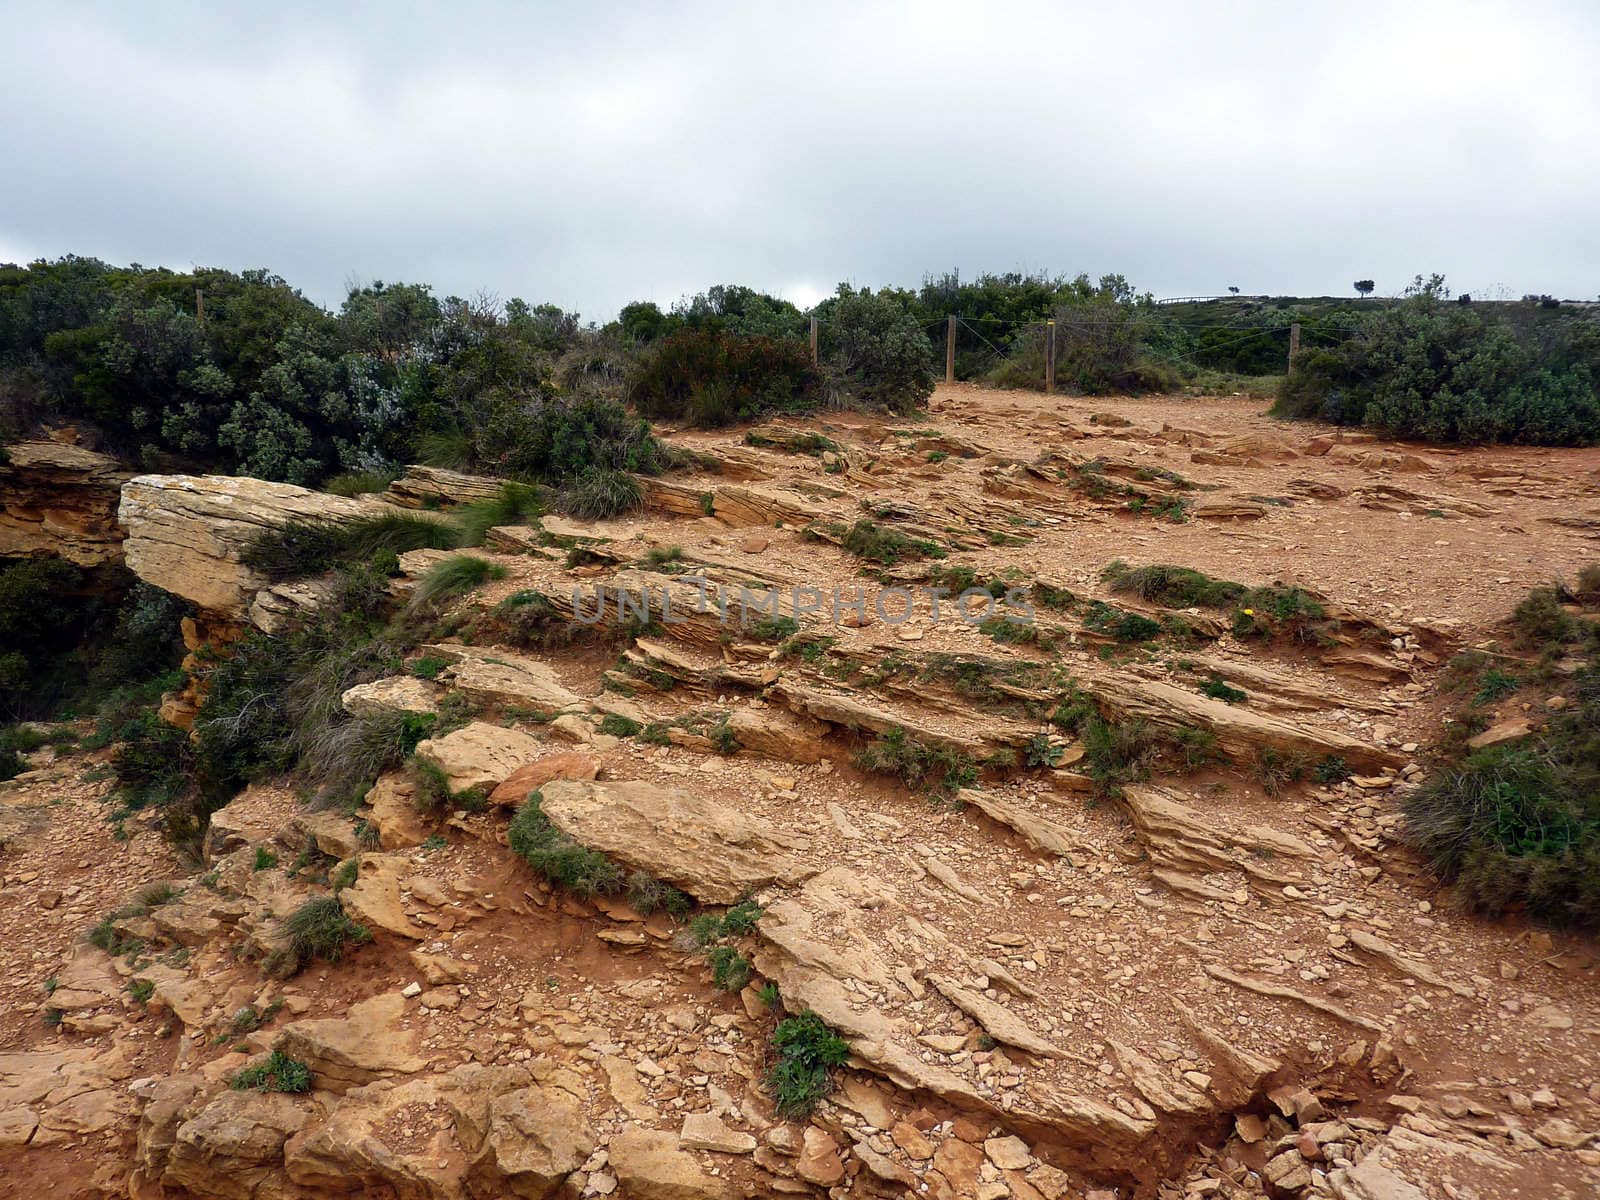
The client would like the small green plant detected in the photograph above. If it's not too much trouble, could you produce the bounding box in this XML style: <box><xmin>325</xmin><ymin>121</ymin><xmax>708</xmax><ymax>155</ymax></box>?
<box><xmin>757</xmin><ymin>982</ymin><xmax>781</xmax><ymax>1008</ymax></box>
<box><xmin>330</xmin><ymin>860</ymin><xmax>358</xmax><ymax>893</ymax></box>
<box><xmin>837</xmin><ymin>519</ymin><xmax>944</xmax><ymax>566</ymax></box>
<box><xmin>706</xmin><ymin>946</ymin><xmax>753</xmax><ymax>991</ymax></box>
<box><xmin>855</xmin><ymin>727</ymin><xmax>977</xmax><ymax>794</ymax></box>
<box><xmin>253</xmin><ymin>847</ymin><xmax>279</xmax><ymax>872</ymax></box>
<box><xmin>625</xmin><ymin>872</ymin><xmax>694</xmax><ymax>919</ymax></box>
<box><xmin>509</xmin><ymin>793</ymin><xmax>625</xmax><ymax>896</ymax></box>
<box><xmin>243</xmin><ymin>512</ymin><xmax>460</xmax><ymax>581</ymax></box>
<box><xmin>409</xmin><ymin>656</ymin><xmax>449</xmax><ymax>681</ymax></box>
<box><xmin>1314</xmin><ymin>755</ymin><xmax>1352</xmax><ymax>784</ymax></box>
<box><xmin>979</xmin><ymin>616</ymin><xmax>1049</xmax><ymax>647</ymax></box>
<box><xmin>457</xmin><ymin>482</ymin><xmax>545</xmax><ymax>546</ymax></box>
<box><xmin>1024</xmin><ymin>733</ymin><xmax>1064</xmax><ymax>769</ymax></box>
<box><xmin>276</xmin><ymin>897</ymin><xmax>371</xmax><ymax>972</ymax></box>
<box><xmin>766</xmin><ymin>1010</ymin><xmax>851</xmax><ymax>1117</ymax></box>
<box><xmin>1083</xmin><ymin>602</ymin><xmax>1162</xmax><ymax>643</ymax></box>
<box><xmin>598</xmin><ymin>713</ymin><xmax>643</xmax><ymax>738</ymax></box>
<box><xmin>747</xmin><ymin>616</ymin><xmax>800</xmax><ymax>642</ymax></box>
<box><xmin>1103</xmin><ymin>562</ymin><xmax>1247</xmax><ymax>609</ymax></box>
<box><xmin>1200</xmin><ymin>676</ymin><xmax>1247</xmax><ymax>704</ymax></box>
<box><xmin>698</xmin><ymin>491</ymin><xmax>716</xmax><ymax>516</ymax></box>
<box><xmin>1476</xmin><ymin>668</ymin><xmax>1521</xmax><ymax>703</ymax></box>
<box><xmin>409</xmin><ymin>555</ymin><xmax>507</xmax><ymax>612</ymax></box>
<box><xmin>709</xmin><ymin>717</ymin><xmax>740</xmax><ymax>755</ymax></box>
<box><xmin>127</xmin><ymin>978</ymin><xmax>155</xmax><ymax>1005</ymax></box>
<box><xmin>231</xmin><ymin>1049</ymin><xmax>313</xmax><ymax>1094</ymax></box>
<box><xmin>1254</xmin><ymin>747</ymin><xmax>1309</xmax><ymax>797</ymax></box>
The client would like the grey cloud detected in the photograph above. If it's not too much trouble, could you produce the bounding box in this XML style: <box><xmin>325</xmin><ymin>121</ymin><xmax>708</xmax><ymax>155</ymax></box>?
<box><xmin>2</xmin><ymin>0</ymin><xmax>1596</xmax><ymax>316</ymax></box>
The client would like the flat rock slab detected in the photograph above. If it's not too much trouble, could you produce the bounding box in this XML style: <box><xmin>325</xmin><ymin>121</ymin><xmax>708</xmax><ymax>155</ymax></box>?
<box><xmin>415</xmin><ymin>722</ymin><xmax>547</xmax><ymax>793</ymax></box>
<box><xmin>537</xmin><ymin>779</ymin><xmax>816</xmax><ymax>904</ymax></box>
<box><xmin>341</xmin><ymin>675</ymin><xmax>440</xmax><ymax>720</ymax></box>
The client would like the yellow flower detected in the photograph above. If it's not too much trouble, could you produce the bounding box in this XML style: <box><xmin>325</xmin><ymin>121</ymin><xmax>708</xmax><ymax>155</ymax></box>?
<box><xmin>1242</xmin><ymin>608</ymin><xmax>1255</xmax><ymax>616</ymax></box>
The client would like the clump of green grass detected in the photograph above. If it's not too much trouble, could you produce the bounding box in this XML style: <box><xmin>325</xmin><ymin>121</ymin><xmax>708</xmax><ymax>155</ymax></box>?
<box><xmin>1200</xmin><ymin>676</ymin><xmax>1247</xmax><ymax>704</ymax></box>
<box><xmin>408</xmin><ymin>555</ymin><xmax>507</xmax><ymax>612</ymax></box>
<box><xmin>837</xmin><ymin>519</ymin><xmax>944</xmax><ymax>566</ymax></box>
<box><xmin>626</xmin><ymin>872</ymin><xmax>694</xmax><ymax>919</ymax></box>
<box><xmin>127</xmin><ymin>978</ymin><xmax>155</xmax><ymax>1005</ymax></box>
<box><xmin>747</xmin><ymin>616</ymin><xmax>799</xmax><ymax>643</ymax></box>
<box><xmin>559</xmin><ymin>468</ymin><xmax>643</xmax><ymax>520</ymax></box>
<box><xmin>598</xmin><ymin>713</ymin><xmax>643</xmax><ymax>738</ymax></box>
<box><xmin>855</xmin><ymin>727</ymin><xmax>977</xmax><ymax>795</ymax></box>
<box><xmin>324</xmin><ymin>470</ymin><xmax>399</xmax><ymax>498</ymax></box>
<box><xmin>1032</xmin><ymin>582</ymin><xmax>1076</xmax><ymax>611</ymax></box>
<box><xmin>766</xmin><ymin>1010</ymin><xmax>851</xmax><ymax>1117</ymax></box>
<box><xmin>231</xmin><ymin>1049</ymin><xmax>313</xmax><ymax>1094</ymax></box>
<box><xmin>1475</xmin><ymin>668</ymin><xmax>1521</xmax><ymax>703</ymax></box>
<box><xmin>706</xmin><ymin>946</ymin><xmax>753</xmax><ymax>991</ymax></box>
<box><xmin>274</xmin><ymin>897</ymin><xmax>371</xmax><ymax>974</ymax></box>
<box><xmin>457</xmin><ymin>483</ymin><xmax>545</xmax><ymax>546</ymax></box>
<box><xmin>1103</xmin><ymin>562</ymin><xmax>1247</xmax><ymax>609</ymax></box>
<box><xmin>509</xmin><ymin>792</ymin><xmax>625</xmax><ymax>896</ymax></box>
<box><xmin>1083</xmin><ymin>602</ymin><xmax>1163</xmax><ymax>643</ymax></box>
<box><xmin>243</xmin><ymin>512</ymin><xmax>460</xmax><ymax>581</ymax></box>
<box><xmin>253</xmin><ymin>847</ymin><xmax>278</xmax><ymax>872</ymax></box>
<box><xmin>409</xmin><ymin>656</ymin><xmax>449</xmax><ymax>681</ymax></box>
<box><xmin>642</xmin><ymin>545</ymin><xmax>686</xmax><ymax>572</ymax></box>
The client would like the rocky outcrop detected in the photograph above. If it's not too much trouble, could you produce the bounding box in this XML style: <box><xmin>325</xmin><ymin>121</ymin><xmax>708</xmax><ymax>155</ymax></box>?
<box><xmin>0</xmin><ymin>439</ymin><xmax>130</xmax><ymax>566</ymax></box>
<box><xmin>116</xmin><ymin>474</ymin><xmax>399</xmax><ymax>618</ymax></box>
<box><xmin>537</xmin><ymin>779</ymin><xmax>816</xmax><ymax>904</ymax></box>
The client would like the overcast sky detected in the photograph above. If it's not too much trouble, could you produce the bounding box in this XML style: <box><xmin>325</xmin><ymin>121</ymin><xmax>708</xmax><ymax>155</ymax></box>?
<box><xmin>2</xmin><ymin>1</ymin><xmax>1596</xmax><ymax>319</ymax></box>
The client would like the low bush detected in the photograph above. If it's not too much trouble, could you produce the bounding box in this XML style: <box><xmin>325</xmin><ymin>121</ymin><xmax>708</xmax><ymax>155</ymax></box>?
<box><xmin>1083</xmin><ymin>602</ymin><xmax>1162</xmax><ymax>643</ymax></box>
<box><xmin>407</xmin><ymin>554</ymin><xmax>506</xmax><ymax>613</ymax></box>
<box><xmin>625</xmin><ymin>872</ymin><xmax>694</xmax><ymax>919</ymax></box>
<box><xmin>1104</xmin><ymin>562</ymin><xmax>1246</xmax><ymax>609</ymax></box>
<box><xmin>628</xmin><ymin>329</ymin><xmax>825</xmax><ymax>427</ymax></box>
<box><xmin>276</xmin><ymin>897</ymin><xmax>371</xmax><ymax>972</ymax></box>
<box><xmin>835</xmin><ymin>519</ymin><xmax>944</xmax><ymax>566</ymax></box>
<box><xmin>1272</xmin><ymin>294</ymin><xmax>1600</xmax><ymax>447</ymax></box>
<box><xmin>816</xmin><ymin>288</ymin><xmax>937</xmax><ymax>415</ymax></box>
<box><xmin>457</xmin><ymin>482</ymin><xmax>545</xmax><ymax>546</ymax></box>
<box><xmin>230</xmin><ymin>1049</ymin><xmax>313</xmax><ymax>1094</ymax></box>
<box><xmin>766</xmin><ymin>1010</ymin><xmax>851</xmax><ymax>1117</ymax></box>
<box><xmin>559</xmin><ymin>467</ymin><xmax>643</xmax><ymax>520</ymax></box>
<box><xmin>855</xmin><ymin>727</ymin><xmax>977</xmax><ymax>795</ymax></box>
<box><xmin>508</xmin><ymin>792</ymin><xmax>626</xmax><ymax>896</ymax></box>
<box><xmin>242</xmin><ymin>512</ymin><xmax>460</xmax><ymax>581</ymax></box>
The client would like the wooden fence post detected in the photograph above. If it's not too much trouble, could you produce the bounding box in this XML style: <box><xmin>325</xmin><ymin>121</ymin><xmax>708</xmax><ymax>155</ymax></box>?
<box><xmin>1044</xmin><ymin>320</ymin><xmax>1056</xmax><ymax>394</ymax></box>
<box><xmin>945</xmin><ymin>314</ymin><xmax>956</xmax><ymax>384</ymax></box>
<box><xmin>1288</xmin><ymin>322</ymin><xmax>1300</xmax><ymax>370</ymax></box>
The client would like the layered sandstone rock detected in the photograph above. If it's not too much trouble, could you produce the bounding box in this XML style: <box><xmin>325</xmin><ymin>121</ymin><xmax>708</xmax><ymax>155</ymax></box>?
<box><xmin>0</xmin><ymin>439</ymin><xmax>130</xmax><ymax>566</ymax></box>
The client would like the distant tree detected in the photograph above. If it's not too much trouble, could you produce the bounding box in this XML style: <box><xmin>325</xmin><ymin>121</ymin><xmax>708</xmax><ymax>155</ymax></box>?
<box><xmin>1353</xmin><ymin>280</ymin><xmax>1375</xmax><ymax>299</ymax></box>
<box><xmin>1228</xmin><ymin>286</ymin><xmax>1240</xmax><ymax>295</ymax></box>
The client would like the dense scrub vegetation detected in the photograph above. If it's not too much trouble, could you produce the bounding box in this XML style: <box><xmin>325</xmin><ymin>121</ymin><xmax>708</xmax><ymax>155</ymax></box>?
<box><xmin>1275</xmin><ymin>280</ymin><xmax>1600</xmax><ymax>446</ymax></box>
<box><xmin>1404</xmin><ymin>570</ymin><xmax>1600</xmax><ymax>928</ymax></box>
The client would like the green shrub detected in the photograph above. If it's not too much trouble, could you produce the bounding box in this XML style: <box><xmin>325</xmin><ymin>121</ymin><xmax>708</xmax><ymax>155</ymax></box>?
<box><xmin>231</xmin><ymin>1049</ymin><xmax>313</xmax><ymax>1094</ymax></box>
<box><xmin>598</xmin><ymin>713</ymin><xmax>642</xmax><ymax>738</ymax></box>
<box><xmin>254</xmin><ymin>847</ymin><xmax>278</xmax><ymax>871</ymax></box>
<box><xmin>559</xmin><ymin>468</ymin><xmax>643</xmax><ymax>520</ymax></box>
<box><xmin>408</xmin><ymin>554</ymin><xmax>506</xmax><ymax>611</ymax></box>
<box><xmin>1272</xmin><ymin>294</ymin><xmax>1600</xmax><ymax>447</ymax></box>
<box><xmin>1405</xmin><ymin>745</ymin><xmax>1599</xmax><ymax>926</ymax></box>
<box><xmin>706</xmin><ymin>946</ymin><xmax>752</xmax><ymax>991</ymax></box>
<box><xmin>277</xmin><ymin>897</ymin><xmax>371</xmax><ymax>971</ymax></box>
<box><xmin>1313</xmin><ymin>755</ymin><xmax>1352</xmax><ymax>784</ymax></box>
<box><xmin>243</xmin><ymin>512</ymin><xmax>460</xmax><ymax>581</ymax></box>
<box><xmin>1025</xmin><ymin>733</ymin><xmax>1064</xmax><ymax>768</ymax></box>
<box><xmin>628</xmin><ymin>329</ymin><xmax>825</xmax><ymax>427</ymax></box>
<box><xmin>855</xmin><ymin>727</ymin><xmax>977</xmax><ymax>794</ymax></box>
<box><xmin>747</xmin><ymin>616</ymin><xmax>799</xmax><ymax>643</ymax></box>
<box><xmin>625</xmin><ymin>872</ymin><xmax>694</xmax><ymax>919</ymax></box>
<box><xmin>508</xmin><ymin>793</ymin><xmax>625</xmax><ymax>896</ymax></box>
<box><xmin>816</xmin><ymin>287</ymin><xmax>937</xmax><ymax>415</ymax></box>
<box><xmin>457</xmin><ymin>482</ymin><xmax>545</xmax><ymax>546</ymax></box>
<box><xmin>836</xmin><ymin>519</ymin><xmax>944</xmax><ymax>566</ymax></box>
<box><xmin>1103</xmin><ymin>562</ymin><xmax>1246</xmax><ymax>609</ymax></box>
<box><xmin>1200</xmin><ymin>676</ymin><xmax>1247</xmax><ymax>704</ymax></box>
<box><xmin>766</xmin><ymin>1010</ymin><xmax>851</xmax><ymax>1117</ymax></box>
<box><xmin>410</xmin><ymin>656</ymin><xmax>448</xmax><ymax>680</ymax></box>
<box><xmin>1083</xmin><ymin>602</ymin><xmax>1162</xmax><ymax>643</ymax></box>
